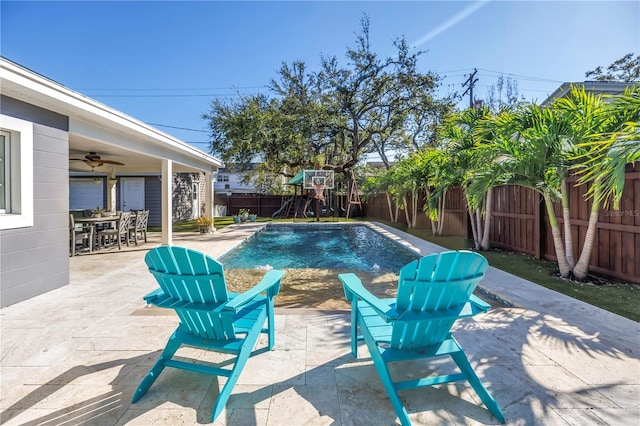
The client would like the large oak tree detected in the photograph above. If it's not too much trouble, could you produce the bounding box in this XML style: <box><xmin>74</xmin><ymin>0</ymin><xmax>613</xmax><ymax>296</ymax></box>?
<box><xmin>203</xmin><ymin>16</ymin><xmax>451</xmax><ymax>189</ymax></box>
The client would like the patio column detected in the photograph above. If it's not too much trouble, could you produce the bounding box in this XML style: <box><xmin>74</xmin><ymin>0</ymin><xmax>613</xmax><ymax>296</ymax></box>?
<box><xmin>106</xmin><ymin>177</ymin><xmax>117</xmax><ymax>212</ymax></box>
<box><xmin>161</xmin><ymin>159</ymin><xmax>173</xmax><ymax>246</ymax></box>
<box><xmin>205</xmin><ymin>171</ymin><xmax>215</xmax><ymax>232</ymax></box>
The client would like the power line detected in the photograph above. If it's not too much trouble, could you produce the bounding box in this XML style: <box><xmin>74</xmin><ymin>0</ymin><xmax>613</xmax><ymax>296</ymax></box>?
<box><xmin>147</xmin><ymin>122</ymin><xmax>209</xmax><ymax>133</ymax></box>
<box><xmin>77</xmin><ymin>85</ymin><xmax>268</xmax><ymax>91</ymax></box>
<box><xmin>476</xmin><ymin>68</ymin><xmax>564</xmax><ymax>83</ymax></box>
<box><xmin>90</xmin><ymin>93</ymin><xmax>248</xmax><ymax>98</ymax></box>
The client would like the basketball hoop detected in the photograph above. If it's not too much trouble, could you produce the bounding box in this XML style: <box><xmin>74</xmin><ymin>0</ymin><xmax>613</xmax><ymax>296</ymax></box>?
<box><xmin>303</xmin><ymin>170</ymin><xmax>334</xmax><ymax>209</ymax></box>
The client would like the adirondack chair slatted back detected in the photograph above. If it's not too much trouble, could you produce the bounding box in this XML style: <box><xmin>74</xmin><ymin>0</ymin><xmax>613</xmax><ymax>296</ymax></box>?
<box><xmin>392</xmin><ymin>251</ymin><xmax>488</xmax><ymax>349</ymax></box>
<box><xmin>145</xmin><ymin>246</ymin><xmax>234</xmax><ymax>340</ymax></box>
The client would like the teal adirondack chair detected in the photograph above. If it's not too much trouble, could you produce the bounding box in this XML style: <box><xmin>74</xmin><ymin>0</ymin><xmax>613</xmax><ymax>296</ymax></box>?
<box><xmin>131</xmin><ymin>246</ymin><xmax>285</xmax><ymax>422</ymax></box>
<box><xmin>339</xmin><ymin>250</ymin><xmax>505</xmax><ymax>425</ymax></box>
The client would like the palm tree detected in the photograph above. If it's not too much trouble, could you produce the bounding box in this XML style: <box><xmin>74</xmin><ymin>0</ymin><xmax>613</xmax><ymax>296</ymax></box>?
<box><xmin>362</xmin><ymin>167</ymin><xmax>399</xmax><ymax>223</ymax></box>
<box><xmin>390</xmin><ymin>156</ymin><xmax>428</xmax><ymax>228</ymax></box>
<box><xmin>468</xmin><ymin>103</ymin><xmax>574</xmax><ymax>277</ymax></box>
<box><xmin>553</xmin><ymin>86</ymin><xmax>621</xmax><ymax>279</ymax></box>
<box><xmin>576</xmin><ymin>84</ymin><xmax>640</xmax><ymax>208</ymax></box>
<box><xmin>568</xmin><ymin>85</ymin><xmax>640</xmax><ymax>279</ymax></box>
<box><xmin>439</xmin><ymin>106</ymin><xmax>494</xmax><ymax>249</ymax></box>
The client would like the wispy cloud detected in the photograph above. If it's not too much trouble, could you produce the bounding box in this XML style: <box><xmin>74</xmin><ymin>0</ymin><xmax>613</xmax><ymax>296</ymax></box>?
<box><xmin>411</xmin><ymin>0</ymin><xmax>491</xmax><ymax>48</ymax></box>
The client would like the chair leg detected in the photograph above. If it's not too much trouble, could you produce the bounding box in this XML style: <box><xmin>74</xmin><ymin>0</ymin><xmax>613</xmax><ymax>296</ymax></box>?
<box><xmin>359</xmin><ymin>318</ymin><xmax>411</xmax><ymax>426</ymax></box>
<box><xmin>211</xmin><ymin>315</ymin><xmax>265</xmax><ymax>422</ymax></box>
<box><xmin>450</xmin><ymin>347</ymin><xmax>505</xmax><ymax>423</ymax></box>
<box><xmin>350</xmin><ymin>302</ymin><xmax>359</xmax><ymax>358</ymax></box>
<box><xmin>132</xmin><ymin>332</ymin><xmax>182</xmax><ymax>403</ymax></box>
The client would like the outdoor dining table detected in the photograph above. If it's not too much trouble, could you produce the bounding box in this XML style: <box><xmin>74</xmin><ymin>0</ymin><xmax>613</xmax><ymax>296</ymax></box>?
<box><xmin>74</xmin><ymin>216</ymin><xmax>120</xmax><ymax>250</ymax></box>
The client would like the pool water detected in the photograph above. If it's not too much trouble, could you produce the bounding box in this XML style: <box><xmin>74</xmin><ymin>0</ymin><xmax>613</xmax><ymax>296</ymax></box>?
<box><xmin>219</xmin><ymin>224</ymin><xmax>419</xmax><ymax>272</ymax></box>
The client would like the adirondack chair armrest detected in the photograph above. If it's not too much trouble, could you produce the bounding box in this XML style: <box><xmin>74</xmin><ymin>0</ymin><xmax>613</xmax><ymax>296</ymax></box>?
<box><xmin>339</xmin><ymin>273</ymin><xmax>399</xmax><ymax>321</ymax></box>
<box><xmin>143</xmin><ymin>288</ymin><xmax>165</xmax><ymax>304</ymax></box>
<box><xmin>224</xmin><ymin>269</ymin><xmax>285</xmax><ymax>312</ymax></box>
<box><xmin>469</xmin><ymin>294</ymin><xmax>491</xmax><ymax>312</ymax></box>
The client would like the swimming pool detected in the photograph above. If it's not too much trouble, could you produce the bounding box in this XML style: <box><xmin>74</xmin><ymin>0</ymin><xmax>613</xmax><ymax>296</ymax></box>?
<box><xmin>219</xmin><ymin>223</ymin><xmax>420</xmax><ymax>272</ymax></box>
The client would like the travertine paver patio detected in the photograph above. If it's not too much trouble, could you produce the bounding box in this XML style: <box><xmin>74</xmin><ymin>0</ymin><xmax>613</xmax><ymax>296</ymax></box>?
<box><xmin>1</xmin><ymin>222</ymin><xmax>638</xmax><ymax>425</ymax></box>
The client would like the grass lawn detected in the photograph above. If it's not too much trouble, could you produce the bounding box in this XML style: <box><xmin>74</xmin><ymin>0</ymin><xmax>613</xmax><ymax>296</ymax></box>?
<box><xmin>150</xmin><ymin>216</ymin><xmax>639</xmax><ymax>322</ymax></box>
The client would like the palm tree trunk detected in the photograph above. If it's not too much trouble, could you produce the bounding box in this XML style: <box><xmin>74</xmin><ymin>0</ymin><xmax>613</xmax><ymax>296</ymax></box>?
<box><xmin>402</xmin><ymin>195</ymin><xmax>412</xmax><ymax>228</ymax></box>
<box><xmin>475</xmin><ymin>207</ymin><xmax>483</xmax><ymax>246</ymax></box>
<box><xmin>425</xmin><ymin>189</ymin><xmax>437</xmax><ymax>235</ymax></box>
<box><xmin>543</xmin><ymin>193</ymin><xmax>571</xmax><ymax>278</ymax></box>
<box><xmin>465</xmin><ymin>192</ymin><xmax>480</xmax><ymax>249</ymax></box>
<box><xmin>573</xmin><ymin>185</ymin><xmax>601</xmax><ymax>280</ymax></box>
<box><xmin>437</xmin><ymin>190</ymin><xmax>447</xmax><ymax>236</ymax></box>
<box><xmin>561</xmin><ymin>179</ymin><xmax>575</xmax><ymax>268</ymax></box>
<box><xmin>385</xmin><ymin>193</ymin><xmax>396</xmax><ymax>222</ymax></box>
<box><xmin>411</xmin><ymin>190</ymin><xmax>418</xmax><ymax>228</ymax></box>
<box><xmin>480</xmin><ymin>188</ymin><xmax>493</xmax><ymax>250</ymax></box>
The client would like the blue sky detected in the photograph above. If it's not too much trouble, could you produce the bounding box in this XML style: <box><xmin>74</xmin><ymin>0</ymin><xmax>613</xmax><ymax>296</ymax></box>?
<box><xmin>2</xmin><ymin>1</ymin><xmax>638</xmax><ymax>151</ymax></box>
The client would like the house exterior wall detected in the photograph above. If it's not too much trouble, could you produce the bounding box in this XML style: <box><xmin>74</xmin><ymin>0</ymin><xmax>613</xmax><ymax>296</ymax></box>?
<box><xmin>0</xmin><ymin>97</ymin><xmax>70</xmax><ymax>307</ymax></box>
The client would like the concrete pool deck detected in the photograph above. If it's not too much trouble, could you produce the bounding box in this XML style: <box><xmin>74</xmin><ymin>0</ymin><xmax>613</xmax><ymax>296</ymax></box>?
<box><xmin>1</xmin><ymin>221</ymin><xmax>638</xmax><ymax>425</ymax></box>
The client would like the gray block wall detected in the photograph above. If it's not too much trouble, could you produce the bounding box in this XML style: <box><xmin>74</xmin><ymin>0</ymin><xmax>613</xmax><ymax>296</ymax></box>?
<box><xmin>0</xmin><ymin>96</ymin><xmax>70</xmax><ymax>308</ymax></box>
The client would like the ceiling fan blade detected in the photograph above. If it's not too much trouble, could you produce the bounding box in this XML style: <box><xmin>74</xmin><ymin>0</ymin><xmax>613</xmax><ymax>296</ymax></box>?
<box><xmin>100</xmin><ymin>159</ymin><xmax>125</xmax><ymax>165</ymax></box>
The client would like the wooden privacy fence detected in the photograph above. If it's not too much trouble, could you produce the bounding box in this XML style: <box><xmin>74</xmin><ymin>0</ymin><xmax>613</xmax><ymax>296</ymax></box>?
<box><xmin>365</xmin><ymin>163</ymin><xmax>640</xmax><ymax>284</ymax></box>
<box><xmin>218</xmin><ymin>194</ymin><xmax>284</xmax><ymax>217</ymax></box>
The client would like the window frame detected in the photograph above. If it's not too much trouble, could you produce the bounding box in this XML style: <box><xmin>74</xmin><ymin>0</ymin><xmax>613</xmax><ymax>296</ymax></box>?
<box><xmin>0</xmin><ymin>130</ymin><xmax>9</xmax><ymax>213</ymax></box>
<box><xmin>0</xmin><ymin>114</ymin><xmax>34</xmax><ymax>230</ymax></box>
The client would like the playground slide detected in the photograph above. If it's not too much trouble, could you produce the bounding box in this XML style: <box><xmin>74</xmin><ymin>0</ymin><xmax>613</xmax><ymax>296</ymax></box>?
<box><xmin>272</xmin><ymin>196</ymin><xmax>294</xmax><ymax>217</ymax></box>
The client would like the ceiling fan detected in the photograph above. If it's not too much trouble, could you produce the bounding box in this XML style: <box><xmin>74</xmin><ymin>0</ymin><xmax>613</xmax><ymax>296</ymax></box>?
<box><xmin>70</xmin><ymin>152</ymin><xmax>125</xmax><ymax>168</ymax></box>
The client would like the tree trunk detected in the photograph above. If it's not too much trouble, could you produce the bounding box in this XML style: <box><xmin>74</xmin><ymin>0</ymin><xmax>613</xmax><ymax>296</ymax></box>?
<box><xmin>543</xmin><ymin>193</ymin><xmax>571</xmax><ymax>278</ymax></box>
<box><xmin>465</xmin><ymin>193</ymin><xmax>480</xmax><ymax>249</ymax></box>
<box><xmin>425</xmin><ymin>189</ymin><xmax>438</xmax><ymax>235</ymax></box>
<box><xmin>437</xmin><ymin>190</ymin><xmax>446</xmax><ymax>236</ymax></box>
<box><xmin>402</xmin><ymin>195</ymin><xmax>412</xmax><ymax>228</ymax></box>
<box><xmin>480</xmin><ymin>188</ymin><xmax>493</xmax><ymax>250</ymax></box>
<box><xmin>385</xmin><ymin>193</ymin><xmax>396</xmax><ymax>223</ymax></box>
<box><xmin>410</xmin><ymin>190</ymin><xmax>418</xmax><ymax>228</ymax></box>
<box><xmin>561</xmin><ymin>179</ymin><xmax>575</xmax><ymax>268</ymax></box>
<box><xmin>475</xmin><ymin>208</ymin><xmax>483</xmax><ymax>247</ymax></box>
<box><xmin>573</xmin><ymin>185</ymin><xmax>601</xmax><ymax>280</ymax></box>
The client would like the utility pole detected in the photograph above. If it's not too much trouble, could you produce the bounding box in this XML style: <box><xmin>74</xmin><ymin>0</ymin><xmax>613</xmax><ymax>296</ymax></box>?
<box><xmin>462</xmin><ymin>68</ymin><xmax>478</xmax><ymax>108</ymax></box>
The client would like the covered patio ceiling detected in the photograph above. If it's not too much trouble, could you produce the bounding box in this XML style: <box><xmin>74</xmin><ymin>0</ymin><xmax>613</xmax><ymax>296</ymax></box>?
<box><xmin>68</xmin><ymin>133</ymin><xmax>215</xmax><ymax>175</ymax></box>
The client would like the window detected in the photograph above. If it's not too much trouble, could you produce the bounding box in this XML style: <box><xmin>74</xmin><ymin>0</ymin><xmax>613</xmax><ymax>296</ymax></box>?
<box><xmin>218</xmin><ymin>174</ymin><xmax>229</xmax><ymax>182</ymax></box>
<box><xmin>0</xmin><ymin>115</ymin><xmax>34</xmax><ymax>230</ymax></box>
<box><xmin>0</xmin><ymin>131</ymin><xmax>8</xmax><ymax>213</ymax></box>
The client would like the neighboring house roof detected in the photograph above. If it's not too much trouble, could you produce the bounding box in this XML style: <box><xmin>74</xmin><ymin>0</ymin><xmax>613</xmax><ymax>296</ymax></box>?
<box><xmin>1</xmin><ymin>56</ymin><xmax>222</xmax><ymax>173</ymax></box>
<box><xmin>541</xmin><ymin>81</ymin><xmax>635</xmax><ymax>106</ymax></box>
<box><xmin>218</xmin><ymin>163</ymin><xmax>258</xmax><ymax>173</ymax></box>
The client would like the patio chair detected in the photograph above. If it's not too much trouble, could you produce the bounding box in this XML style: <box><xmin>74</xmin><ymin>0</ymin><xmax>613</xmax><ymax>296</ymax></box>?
<box><xmin>98</xmin><ymin>211</ymin><xmax>131</xmax><ymax>249</ymax></box>
<box><xmin>69</xmin><ymin>214</ymin><xmax>93</xmax><ymax>256</ymax></box>
<box><xmin>129</xmin><ymin>209</ymin><xmax>149</xmax><ymax>244</ymax></box>
<box><xmin>339</xmin><ymin>250</ymin><xmax>505</xmax><ymax>425</ymax></box>
<box><xmin>131</xmin><ymin>246</ymin><xmax>285</xmax><ymax>422</ymax></box>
